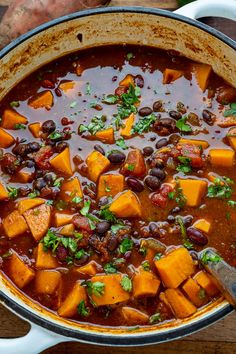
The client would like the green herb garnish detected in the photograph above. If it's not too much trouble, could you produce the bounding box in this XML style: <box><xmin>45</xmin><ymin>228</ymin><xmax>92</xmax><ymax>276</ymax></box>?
<box><xmin>116</xmin><ymin>137</ymin><xmax>128</xmax><ymax>150</ymax></box>
<box><xmin>119</xmin><ymin>238</ymin><xmax>134</xmax><ymax>254</ymax></box>
<box><xmin>7</xmin><ymin>186</ymin><xmax>19</xmax><ymax>199</ymax></box>
<box><xmin>201</xmin><ymin>251</ymin><xmax>222</xmax><ymax>264</ymax></box>
<box><xmin>120</xmin><ymin>275</ymin><xmax>132</xmax><ymax>292</ymax></box>
<box><xmin>224</xmin><ymin>102</ymin><xmax>236</xmax><ymax>117</ymax></box>
<box><xmin>79</xmin><ymin>114</ymin><xmax>107</xmax><ymax>135</ymax></box>
<box><xmin>176</xmin><ymin>116</ymin><xmax>192</xmax><ymax>133</ymax></box>
<box><xmin>132</xmin><ymin>113</ymin><xmax>156</xmax><ymax>134</ymax></box>
<box><xmin>104</xmin><ymin>263</ymin><xmax>118</xmax><ymax>274</ymax></box>
<box><xmin>15</xmin><ymin>123</ymin><xmax>27</xmax><ymax>130</ymax></box>
<box><xmin>142</xmin><ymin>260</ymin><xmax>150</xmax><ymax>271</ymax></box>
<box><xmin>149</xmin><ymin>313</ymin><xmax>161</xmax><ymax>324</ymax></box>
<box><xmin>207</xmin><ymin>177</ymin><xmax>233</xmax><ymax>199</ymax></box>
<box><xmin>176</xmin><ymin>156</ymin><xmax>192</xmax><ymax>174</ymax></box>
<box><xmin>77</xmin><ymin>300</ymin><xmax>89</xmax><ymax>317</ymax></box>
<box><xmin>102</xmin><ymin>95</ymin><xmax>119</xmax><ymax>104</ymax></box>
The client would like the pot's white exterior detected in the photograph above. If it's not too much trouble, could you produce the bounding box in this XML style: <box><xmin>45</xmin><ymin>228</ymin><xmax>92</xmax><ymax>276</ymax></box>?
<box><xmin>0</xmin><ymin>1</ymin><xmax>236</xmax><ymax>353</ymax></box>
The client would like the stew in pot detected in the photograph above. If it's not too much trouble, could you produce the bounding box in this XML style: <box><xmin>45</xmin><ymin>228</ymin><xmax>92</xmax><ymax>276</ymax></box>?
<box><xmin>0</xmin><ymin>45</ymin><xmax>236</xmax><ymax>327</ymax></box>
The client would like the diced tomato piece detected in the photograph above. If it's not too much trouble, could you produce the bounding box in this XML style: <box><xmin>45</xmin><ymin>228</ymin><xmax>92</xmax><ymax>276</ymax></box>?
<box><xmin>115</xmin><ymin>86</ymin><xmax>127</xmax><ymax>96</ymax></box>
<box><xmin>72</xmin><ymin>215</ymin><xmax>92</xmax><ymax>233</ymax></box>
<box><xmin>33</xmin><ymin>146</ymin><xmax>53</xmax><ymax>170</ymax></box>
<box><xmin>150</xmin><ymin>193</ymin><xmax>168</xmax><ymax>209</ymax></box>
<box><xmin>180</xmin><ymin>144</ymin><xmax>204</xmax><ymax>168</ymax></box>
<box><xmin>160</xmin><ymin>184</ymin><xmax>174</xmax><ymax>198</ymax></box>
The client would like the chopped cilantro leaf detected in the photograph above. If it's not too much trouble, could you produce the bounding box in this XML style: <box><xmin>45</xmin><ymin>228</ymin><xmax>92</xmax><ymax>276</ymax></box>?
<box><xmin>142</xmin><ymin>260</ymin><xmax>150</xmax><ymax>271</ymax></box>
<box><xmin>154</xmin><ymin>253</ymin><xmax>162</xmax><ymax>261</ymax></box>
<box><xmin>70</xmin><ymin>101</ymin><xmax>77</xmax><ymax>108</ymax></box>
<box><xmin>7</xmin><ymin>186</ymin><xmax>19</xmax><ymax>199</ymax></box>
<box><xmin>79</xmin><ymin>115</ymin><xmax>107</xmax><ymax>135</ymax></box>
<box><xmin>176</xmin><ymin>216</ymin><xmax>187</xmax><ymax>239</ymax></box>
<box><xmin>48</xmin><ymin>131</ymin><xmax>63</xmax><ymax>140</ymax></box>
<box><xmin>207</xmin><ymin>177</ymin><xmax>233</xmax><ymax>199</ymax></box>
<box><xmin>77</xmin><ymin>300</ymin><xmax>89</xmax><ymax>317</ymax></box>
<box><xmin>53</xmin><ymin>177</ymin><xmax>64</xmax><ymax>188</ymax></box>
<box><xmin>100</xmin><ymin>207</ymin><xmax>117</xmax><ymax>223</ymax></box>
<box><xmin>86</xmin><ymin>82</ymin><xmax>91</xmax><ymax>95</ymax></box>
<box><xmin>127</xmin><ymin>164</ymin><xmax>135</xmax><ymax>171</ymax></box>
<box><xmin>132</xmin><ymin>113</ymin><xmax>156</xmax><ymax>134</ymax></box>
<box><xmin>28</xmin><ymin>190</ymin><xmax>40</xmax><ymax>199</ymax></box>
<box><xmin>201</xmin><ymin>250</ymin><xmax>222</xmax><ymax>265</ymax></box>
<box><xmin>126</xmin><ymin>52</ymin><xmax>134</xmax><ymax>61</ymax></box>
<box><xmin>83</xmin><ymin>281</ymin><xmax>105</xmax><ymax>297</ymax></box>
<box><xmin>149</xmin><ymin>313</ymin><xmax>161</xmax><ymax>324</ymax></box>
<box><xmin>15</xmin><ymin>123</ymin><xmax>26</xmax><ymax>130</ymax></box>
<box><xmin>224</xmin><ymin>103</ymin><xmax>236</xmax><ymax>117</ymax></box>
<box><xmin>104</xmin><ymin>263</ymin><xmax>117</xmax><ymax>274</ymax></box>
<box><xmin>75</xmin><ymin>248</ymin><xmax>88</xmax><ymax>260</ymax></box>
<box><xmin>176</xmin><ymin>156</ymin><xmax>192</xmax><ymax>174</ymax></box>
<box><xmin>111</xmin><ymin>223</ymin><xmax>125</xmax><ymax>234</ymax></box>
<box><xmin>80</xmin><ymin>200</ymin><xmax>91</xmax><ymax>216</ymax></box>
<box><xmin>228</xmin><ymin>200</ymin><xmax>236</xmax><ymax>207</ymax></box>
<box><xmin>176</xmin><ymin>116</ymin><xmax>192</xmax><ymax>133</ymax></box>
<box><xmin>119</xmin><ymin>238</ymin><xmax>133</xmax><ymax>254</ymax></box>
<box><xmin>116</xmin><ymin>137</ymin><xmax>128</xmax><ymax>150</ymax></box>
<box><xmin>46</xmin><ymin>200</ymin><xmax>54</xmax><ymax>206</ymax></box>
<box><xmin>72</xmin><ymin>196</ymin><xmax>83</xmax><ymax>204</ymax></box>
<box><xmin>168</xmin><ymin>191</ymin><xmax>175</xmax><ymax>200</ymax></box>
<box><xmin>120</xmin><ymin>275</ymin><xmax>132</xmax><ymax>292</ymax></box>
<box><xmin>10</xmin><ymin>101</ymin><xmax>20</xmax><ymax>108</ymax></box>
<box><xmin>102</xmin><ymin>95</ymin><xmax>119</xmax><ymax>104</ymax></box>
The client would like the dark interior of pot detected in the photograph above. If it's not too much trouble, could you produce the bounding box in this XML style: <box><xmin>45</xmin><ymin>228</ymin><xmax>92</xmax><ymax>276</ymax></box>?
<box><xmin>0</xmin><ymin>8</ymin><xmax>235</xmax><ymax>345</ymax></box>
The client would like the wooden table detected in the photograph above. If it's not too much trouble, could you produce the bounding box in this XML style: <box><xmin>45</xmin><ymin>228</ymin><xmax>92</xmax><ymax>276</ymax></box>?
<box><xmin>0</xmin><ymin>1</ymin><xmax>235</xmax><ymax>353</ymax></box>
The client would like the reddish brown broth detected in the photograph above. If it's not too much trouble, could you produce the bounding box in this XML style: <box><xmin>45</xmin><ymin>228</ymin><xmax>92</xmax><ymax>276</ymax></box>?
<box><xmin>0</xmin><ymin>45</ymin><xmax>236</xmax><ymax>328</ymax></box>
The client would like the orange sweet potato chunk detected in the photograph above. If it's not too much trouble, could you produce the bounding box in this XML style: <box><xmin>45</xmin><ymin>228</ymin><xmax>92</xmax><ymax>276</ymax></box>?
<box><xmin>28</xmin><ymin>90</ymin><xmax>54</xmax><ymax>109</ymax></box>
<box><xmin>110</xmin><ymin>190</ymin><xmax>142</xmax><ymax>218</ymax></box>
<box><xmin>35</xmin><ymin>270</ymin><xmax>62</xmax><ymax>295</ymax></box>
<box><xmin>182</xmin><ymin>278</ymin><xmax>208</xmax><ymax>307</ymax></box>
<box><xmin>90</xmin><ymin>274</ymin><xmax>130</xmax><ymax>306</ymax></box>
<box><xmin>3</xmin><ymin>210</ymin><xmax>28</xmax><ymax>238</ymax></box>
<box><xmin>60</xmin><ymin>177</ymin><xmax>83</xmax><ymax>202</ymax></box>
<box><xmin>86</xmin><ymin>151</ymin><xmax>110</xmax><ymax>182</ymax></box>
<box><xmin>120</xmin><ymin>113</ymin><xmax>135</xmax><ymax>138</ymax></box>
<box><xmin>0</xmin><ymin>182</ymin><xmax>9</xmax><ymax>201</ymax></box>
<box><xmin>18</xmin><ymin>198</ymin><xmax>44</xmax><ymax>215</ymax></box>
<box><xmin>121</xmin><ymin>307</ymin><xmax>149</xmax><ymax>325</ymax></box>
<box><xmin>24</xmin><ymin>204</ymin><xmax>51</xmax><ymax>241</ymax></box>
<box><xmin>17</xmin><ymin>169</ymin><xmax>33</xmax><ymax>183</ymax></box>
<box><xmin>121</xmin><ymin>149</ymin><xmax>146</xmax><ymax>177</ymax></box>
<box><xmin>29</xmin><ymin>122</ymin><xmax>41</xmax><ymax>138</ymax></box>
<box><xmin>54</xmin><ymin>213</ymin><xmax>74</xmax><ymax>227</ymax></box>
<box><xmin>58</xmin><ymin>281</ymin><xmax>87</xmax><ymax>318</ymax></box>
<box><xmin>59</xmin><ymin>81</ymin><xmax>76</xmax><ymax>93</ymax></box>
<box><xmin>119</xmin><ymin>74</ymin><xmax>134</xmax><ymax>87</ymax></box>
<box><xmin>191</xmin><ymin>63</ymin><xmax>212</xmax><ymax>92</ymax></box>
<box><xmin>1</xmin><ymin>109</ymin><xmax>28</xmax><ymax>129</ymax></box>
<box><xmin>163</xmin><ymin>68</ymin><xmax>183</xmax><ymax>84</ymax></box>
<box><xmin>35</xmin><ymin>243</ymin><xmax>58</xmax><ymax>269</ymax></box>
<box><xmin>179</xmin><ymin>179</ymin><xmax>207</xmax><ymax>207</ymax></box>
<box><xmin>60</xmin><ymin>223</ymin><xmax>75</xmax><ymax>236</ymax></box>
<box><xmin>95</xmin><ymin>128</ymin><xmax>115</xmax><ymax>144</ymax></box>
<box><xmin>155</xmin><ymin>247</ymin><xmax>194</xmax><ymax>288</ymax></box>
<box><xmin>0</xmin><ymin>128</ymin><xmax>15</xmax><ymax>148</ymax></box>
<box><xmin>165</xmin><ymin>288</ymin><xmax>197</xmax><ymax>319</ymax></box>
<box><xmin>209</xmin><ymin>149</ymin><xmax>235</xmax><ymax>167</ymax></box>
<box><xmin>50</xmin><ymin>147</ymin><xmax>73</xmax><ymax>176</ymax></box>
<box><xmin>97</xmin><ymin>174</ymin><xmax>125</xmax><ymax>199</ymax></box>
<box><xmin>8</xmin><ymin>252</ymin><xmax>35</xmax><ymax>289</ymax></box>
<box><xmin>75</xmin><ymin>261</ymin><xmax>99</xmax><ymax>276</ymax></box>
<box><xmin>133</xmin><ymin>269</ymin><xmax>160</xmax><ymax>297</ymax></box>
<box><xmin>194</xmin><ymin>271</ymin><xmax>219</xmax><ymax>297</ymax></box>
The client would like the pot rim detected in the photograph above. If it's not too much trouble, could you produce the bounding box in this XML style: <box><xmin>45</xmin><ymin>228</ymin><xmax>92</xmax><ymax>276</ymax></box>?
<box><xmin>0</xmin><ymin>6</ymin><xmax>234</xmax><ymax>346</ymax></box>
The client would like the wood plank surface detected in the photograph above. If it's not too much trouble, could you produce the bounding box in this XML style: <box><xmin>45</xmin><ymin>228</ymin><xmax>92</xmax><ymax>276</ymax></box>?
<box><xmin>0</xmin><ymin>0</ymin><xmax>236</xmax><ymax>353</ymax></box>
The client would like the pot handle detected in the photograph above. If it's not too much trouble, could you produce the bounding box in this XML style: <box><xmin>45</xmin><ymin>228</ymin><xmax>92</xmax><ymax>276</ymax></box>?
<box><xmin>0</xmin><ymin>323</ymin><xmax>68</xmax><ymax>354</ymax></box>
<box><xmin>175</xmin><ymin>0</ymin><xmax>236</xmax><ymax>21</ymax></box>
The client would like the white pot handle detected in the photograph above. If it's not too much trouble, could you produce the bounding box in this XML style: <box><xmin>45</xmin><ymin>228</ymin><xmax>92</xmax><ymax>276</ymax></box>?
<box><xmin>0</xmin><ymin>323</ymin><xmax>68</xmax><ymax>354</ymax></box>
<box><xmin>175</xmin><ymin>0</ymin><xmax>236</xmax><ymax>21</ymax></box>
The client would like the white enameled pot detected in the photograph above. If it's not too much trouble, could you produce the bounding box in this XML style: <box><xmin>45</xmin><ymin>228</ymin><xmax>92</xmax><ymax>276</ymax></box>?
<box><xmin>0</xmin><ymin>1</ymin><xmax>236</xmax><ymax>353</ymax></box>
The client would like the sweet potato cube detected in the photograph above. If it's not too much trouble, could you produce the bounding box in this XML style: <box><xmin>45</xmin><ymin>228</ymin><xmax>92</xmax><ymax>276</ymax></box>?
<box><xmin>0</xmin><ymin>182</ymin><xmax>8</xmax><ymax>201</ymax></box>
<box><xmin>178</xmin><ymin>138</ymin><xmax>209</xmax><ymax>150</ymax></box>
<box><xmin>218</xmin><ymin>116</ymin><xmax>236</xmax><ymax>128</ymax></box>
<box><xmin>119</xmin><ymin>74</ymin><xmax>134</xmax><ymax>87</ymax></box>
<box><xmin>35</xmin><ymin>243</ymin><xmax>58</xmax><ymax>269</ymax></box>
<box><xmin>155</xmin><ymin>247</ymin><xmax>194</xmax><ymax>288</ymax></box>
<box><xmin>209</xmin><ymin>149</ymin><xmax>235</xmax><ymax>167</ymax></box>
<box><xmin>90</xmin><ymin>274</ymin><xmax>130</xmax><ymax>306</ymax></box>
<box><xmin>3</xmin><ymin>210</ymin><xmax>28</xmax><ymax>238</ymax></box>
<box><xmin>35</xmin><ymin>270</ymin><xmax>61</xmax><ymax>294</ymax></box>
<box><xmin>17</xmin><ymin>169</ymin><xmax>33</xmax><ymax>183</ymax></box>
<box><xmin>133</xmin><ymin>269</ymin><xmax>160</xmax><ymax>297</ymax></box>
<box><xmin>58</xmin><ymin>281</ymin><xmax>87</xmax><ymax>318</ymax></box>
<box><xmin>24</xmin><ymin>204</ymin><xmax>51</xmax><ymax>241</ymax></box>
<box><xmin>0</xmin><ymin>128</ymin><xmax>15</xmax><ymax>148</ymax></box>
<box><xmin>121</xmin><ymin>149</ymin><xmax>146</xmax><ymax>177</ymax></box>
<box><xmin>95</xmin><ymin>128</ymin><xmax>115</xmax><ymax>144</ymax></box>
<box><xmin>121</xmin><ymin>307</ymin><xmax>149</xmax><ymax>325</ymax></box>
<box><xmin>1</xmin><ymin>109</ymin><xmax>28</xmax><ymax>129</ymax></box>
<box><xmin>50</xmin><ymin>147</ymin><xmax>73</xmax><ymax>176</ymax></box>
<box><xmin>75</xmin><ymin>261</ymin><xmax>99</xmax><ymax>276</ymax></box>
<box><xmin>54</xmin><ymin>213</ymin><xmax>73</xmax><ymax>227</ymax></box>
<box><xmin>182</xmin><ymin>278</ymin><xmax>208</xmax><ymax>307</ymax></box>
<box><xmin>110</xmin><ymin>190</ymin><xmax>142</xmax><ymax>218</ymax></box>
<box><xmin>97</xmin><ymin>174</ymin><xmax>125</xmax><ymax>199</ymax></box>
<box><xmin>59</xmin><ymin>81</ymin><xmax>76</xmax><ymax>93</ymax></box>
<box><xmin>29</xmin><ymin>122</ymin><xmax>41</xmax><ymax>138</ymax></box>
<box><xmin>28</xmin><ymin>90</ymin><xmax>54</xmax><ymax>109</ymax></box>
<box><xmin>179</xmin><ymin>179</ymin><xmax>207</xmax><ymax>207</ymax></box>
<box><xmin>193</xmin><ymin>219</ymin><xmax>211</xmax><ymax>234</ymax></box>
<box><xmin>8</xmin><ymin>252</ymin><xmax>35</xmax><ymax>289</ymax></box>
<box><xmin>60</xmin><ymin>177</ymin><xmax>83</xmax><ymax>202</ymax></box>
<box><xmin>165</xmin><ymin>288</ymin><xmax>197</xmax><ymax>319</ymax></box>
<box><xmin>163</xmin><ymin>68</ymin><xmax>183</xmax><ymax>84</ymax></box>
<box><xmin>120</xmin><ymin>113</ymin><xmax>135</xmax><ymax>138</ymax></box>
<box><xmin>60</xmin><ymin>223</ymin><xmax>75</xmax><ymax>236</ymax></box>
<box><xmin>191</xmin><ymin>63</ymin><xmax>212</xmax><ymax>92</ymax></box>
<box><xmin>228</xmin><ymin>135</ymin><xmax>236</xmax><ymax>151</ymax></box>
<box><xmin>86</xmin><ymin>151</ymin><xmax>110</xmax><ymax>182</ymax></box>
<box><xmin>194</xmin><ymin>271</ymin><xmax>219</xmax><ymax>297</ymax></box>
<box><xmin>18</xmin><ymin>198</ymin><xmax>44</xmax><ymax>215</ymax></box>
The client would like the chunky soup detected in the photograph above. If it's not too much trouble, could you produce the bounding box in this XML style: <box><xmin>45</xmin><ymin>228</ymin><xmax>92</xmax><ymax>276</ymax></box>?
<box><xmin>0</xmin><ymin>45</ymin><xmax>236</xmax><ymax>328</ymax></box>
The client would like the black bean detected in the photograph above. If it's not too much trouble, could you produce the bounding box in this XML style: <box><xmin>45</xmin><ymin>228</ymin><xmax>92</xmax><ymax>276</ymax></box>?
<box><xmin>126</xmin><ymin>177</ymin><xmax>144</xmax><ymax>192</ymax></box>
<box><xmin>25</xmin><ymin>160</ymin><xmax>35</xmax><ymax>168</ymax></box>
<box><xmin>12</xmin><ymin>144</ymin><xmax>29</xmax><ymax>157</ymax></box>
<box><xmin>169</xmin><ymin>110</ymin><xmax>182</xmax><ymax>120</ymax></box>
<box><xmin>155</xmin><ymin>138</ymin><xmax>168</xmax><ymax>149</ymax></box>
<box><xmin>153</xmin><ymin>100</ymin><xmax>163</xmax><ymax>112</ymax></box>
<box><xmin>149</xmin><ymin>222</ymin><xmax>159</xmax><ymax>237</ymax></box>
<box><xmin>74</xmin><ymin>253</ymin><xmax>89</xmax><ymax>266</ymax></box>
<box><xmin>171</xmin><ymin>206</ymin><xmax>181</xmax><ymax>214</ymax></box>
<box><xmin>159</xmin><ymin>118</ymin><xmax>176</xmax><ymax>129</ymax></box>
<box><xmin>202</xmin><ymin>109</ymin><xmax>216</xmax><ymax>126</ymax></box>
<box><xmin>139</xmin><ymin>107</ymin><xmax>153</xmax><ymax>117</ymax></box>
<box><xmin>187</xmin><ymin>227</ymin><xmax>208</xmax><ymax>246</ymax></box>
<box><xmin>107</xmin><ymin>151</ymin><xmax>126</xmax><ymax>164</ymax></box>
<box><xmin>33</xmin><ymin>178</ymin><xmax>47</xmax><ymax>191</ymax></box>
<box><xmin>107</xmin><ymin>234</ymin><xmax>118</xmax><ymax>252</ymax></box>
<box><xmin>144</xmin><ymin>176</ymin><xmax>161</xmax><ymax>191</ymax></box>
<box><xmin>44</xmin><ymin>172</ymin><xmax>56</xmax><ymax>185</ymax></box>
<box><xmin>168</xmin><ymin>134</ymin><xmax>180</xmax><ymax>145</ymax></box>
<box><xmin>94</xmin><ymin>144</ymin><xmax>105</xmax><ymax>155</ymax></box>
<box><xmin>55</xmin><ymin>141</ymin><xmax>68</xmax><ymax>153</ymax></box>
<box><xmin>99</xmin><ymin>196</ymin><xmax>110</xmax><ymax>207</ymax></box>
<box><xmin>143</xmin><ymin>146</ymin><xmax>154</xmax><ymax>157</ymax></box>
<box><xmin>27</xmin><ymin>142</ymin><xmax>41</xmax><ymax>153</ymax></box>
<box><xmin>56</xmin><ymin>245</ymin><xmax>68</xmax><ymax>262</ymax></box>
<box><xmin>96</xmin><ymin>221</ymin><xmax>110</xmax><ymax>234</ymax></box>
<box><xmin>134</xmin><ymin>75</ymin><xmax>144</xmax><ymax>88</ymax></box>
<box><xmin>42</xmin><ymin>120</ymin><xmax>56</xmax><ymax>133</ymax></box>
<box><xmin>150</xmin><ymin>168</ymin><xmax>166</xmax><ymax>181</ymax></box>
<box><xmin>183</xmin><ymin>215</ymin><xmax>193</xmax><ymax>227</ymax></box>
<box><xmin>167</xmin><ymin>215</ymin><xmax>175</xmax><ymax>224</ymax></box>
<box><xmin>154</xmin><ymin>159</ymin><xmax>165</xmax><ymax>169</ymax></box>
<box><xmin>190</xmin><ymin>250</ymin><xmax>198</xmax><ymax>261</ymax></box>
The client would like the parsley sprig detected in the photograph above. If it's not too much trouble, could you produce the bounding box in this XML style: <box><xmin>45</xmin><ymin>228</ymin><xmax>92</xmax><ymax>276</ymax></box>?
<box><xmin>207</xmin><ymin>177</ymin><xmax>233</xmax><ymax>199</ymax></box>
<box><xmin>132</xmin><ymin>113</ymin><xmax>156</xmax><ymax>134</ymax></box>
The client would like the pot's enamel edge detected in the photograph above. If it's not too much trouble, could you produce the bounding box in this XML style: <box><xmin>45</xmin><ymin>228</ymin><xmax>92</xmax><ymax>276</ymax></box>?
<box><xmin>0</xmin><ymin>5</ymin><xmax>235</xmax><ymax>346</ymax></box>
